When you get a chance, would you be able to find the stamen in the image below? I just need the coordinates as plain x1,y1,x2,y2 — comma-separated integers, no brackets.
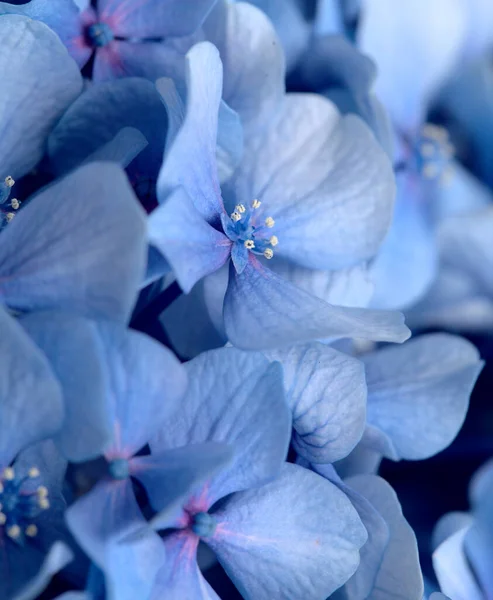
25,524,38,538
38,497,50,510
28,468,40,479
264,249,274,259
422,164,439,179
7,525,20,540
3,468,14,481
269,236,279,246
5,212,15,222
4,176,14,188
244,240,255,250
0,513,6,525
37,486,48,498
235,204,246,214
231,211,241,222
265,217,275,228
252,199,261,209
10,198,20,210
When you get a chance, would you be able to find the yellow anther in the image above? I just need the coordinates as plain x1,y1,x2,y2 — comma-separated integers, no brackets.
37,486,48,498
3,467,14,481
420,143,435,158
38,497,50,510
265,217,275,228
231,211,241,222
252,199,261,209
235,204,246,214
244,240,255,250
25,524,38,538
4,176,14,188
0,513,5,525
264,248,274,259
28,467,40,478
5,212,15,222
269,236,279,247
422,164,439,179
7,525,20,539
10,198,20,210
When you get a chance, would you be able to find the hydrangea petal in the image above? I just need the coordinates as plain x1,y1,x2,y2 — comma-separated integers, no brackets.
208,463,367,600
19,313,112,462
241,0,309,71
48,78,168,182
341,475,424,600
0,162,147,322
149,187,231,293
131,443,233,516
0,15,82,179
100,0,217,38
150,533,220,600
82,127,148,169
93,322,187,458
362,333,483,460
0,307,63,467
433,527,482,600
157,42,224,223
227,94,395,270
205,1,286,131
264,343,367,463
224,258,410,350
357,0,466,132
66,479,165,600
151,347,291,505
13,543,73,600
0,0,90,67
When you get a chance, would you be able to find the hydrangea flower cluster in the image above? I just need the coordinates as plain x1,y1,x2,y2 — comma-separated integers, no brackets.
0,1,492,599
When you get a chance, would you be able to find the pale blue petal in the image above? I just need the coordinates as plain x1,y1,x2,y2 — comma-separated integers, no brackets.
357,0,466,132
264,343,367,463
13,543,73,600
432,512,473,551
48,78,167,183
82,127,148,169
0,15,82,178
99,0,217,38
157,42,224,223
130,443,233,516
433,527,483,600
149,187,231,293
94,322,188,458
66,479,165,600
0,307,63,467
363,333,483,460
19,313,112,462
204,1,286,131
151,347,291,506
0,163,147,322
208,463,367,600
224,258,410,350
341,475,424,600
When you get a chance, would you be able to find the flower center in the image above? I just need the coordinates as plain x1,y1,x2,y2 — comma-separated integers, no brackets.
108,458,130,480
221,199,279,265
0,466,50,544
191,511,216,538
414,123,454,185
0,175,21,231
86,22,115,48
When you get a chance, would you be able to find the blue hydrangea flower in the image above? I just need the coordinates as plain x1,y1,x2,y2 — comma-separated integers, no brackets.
1,0,218,81
333,333,483,478
432,458,493,599
355,0,493,311
44,319,233,599
144,347,367,599
151,41,410,351
0,306,75,600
